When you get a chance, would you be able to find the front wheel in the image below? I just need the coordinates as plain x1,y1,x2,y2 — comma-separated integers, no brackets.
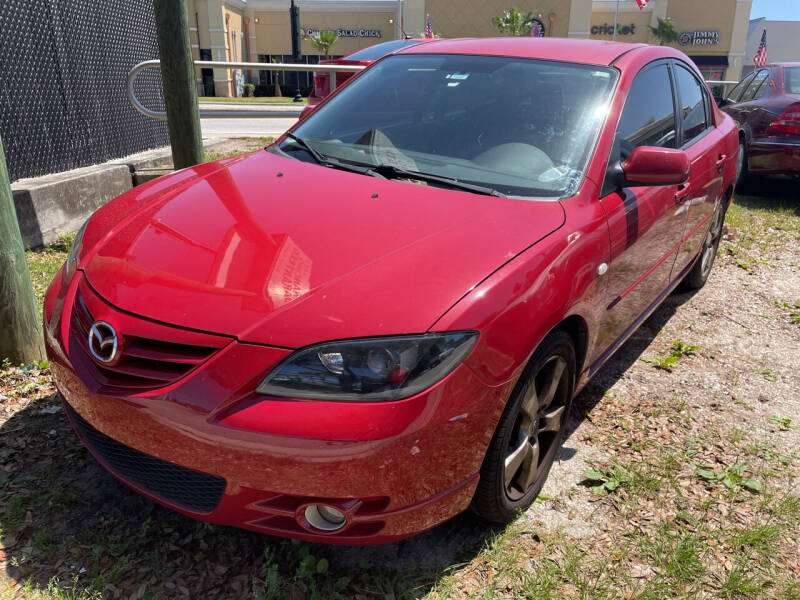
472,331,575,523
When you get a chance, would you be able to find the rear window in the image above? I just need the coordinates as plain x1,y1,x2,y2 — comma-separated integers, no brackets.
786,68,800,94
344,40,421,62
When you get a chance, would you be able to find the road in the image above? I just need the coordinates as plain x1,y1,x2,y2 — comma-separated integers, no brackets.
199,102,301,138
200,117,298,137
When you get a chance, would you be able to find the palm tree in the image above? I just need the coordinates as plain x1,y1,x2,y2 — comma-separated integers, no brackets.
650,17,678,46
309,29,338,59
492,8,538,37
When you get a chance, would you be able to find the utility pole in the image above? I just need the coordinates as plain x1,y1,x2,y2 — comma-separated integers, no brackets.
290,0,304,103
0,134,45,364
153,0,204,168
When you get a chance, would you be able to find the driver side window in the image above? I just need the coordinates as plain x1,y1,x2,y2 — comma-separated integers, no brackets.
601,63,676,197
617,64,677,154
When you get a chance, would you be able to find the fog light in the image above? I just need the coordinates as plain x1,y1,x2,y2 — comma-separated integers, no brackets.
304,504,346,531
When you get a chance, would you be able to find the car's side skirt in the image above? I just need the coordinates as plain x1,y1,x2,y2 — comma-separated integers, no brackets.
585,250,700,382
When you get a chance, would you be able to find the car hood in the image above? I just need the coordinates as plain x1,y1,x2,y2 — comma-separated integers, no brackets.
83,150,565,348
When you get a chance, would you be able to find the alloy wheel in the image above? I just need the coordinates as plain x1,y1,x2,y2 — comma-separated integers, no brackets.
504,355,569,500
700,206,725,279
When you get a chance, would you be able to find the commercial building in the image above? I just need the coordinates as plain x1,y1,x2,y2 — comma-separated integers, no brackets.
742,18,800,76
188,0,752,96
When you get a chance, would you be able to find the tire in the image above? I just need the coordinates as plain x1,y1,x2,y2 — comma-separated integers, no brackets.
735,137,749,188
683,201,726,290
472,331,575,523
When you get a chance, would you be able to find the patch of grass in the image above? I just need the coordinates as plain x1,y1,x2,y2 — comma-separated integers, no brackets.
641,341,699,372
768,415,793,431
24,234,71,314
581,465,632,496
695,461,764,493
757,368,777,382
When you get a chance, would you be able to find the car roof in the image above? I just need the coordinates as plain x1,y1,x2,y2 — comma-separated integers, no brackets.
397,37,647,67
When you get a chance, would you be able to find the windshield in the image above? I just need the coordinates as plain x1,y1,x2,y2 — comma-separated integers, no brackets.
786,67,800,94
276,54,618,197
344,40,422,62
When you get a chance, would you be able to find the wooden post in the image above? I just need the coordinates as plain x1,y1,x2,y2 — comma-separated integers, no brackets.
0,134,45,364
153,0,204,169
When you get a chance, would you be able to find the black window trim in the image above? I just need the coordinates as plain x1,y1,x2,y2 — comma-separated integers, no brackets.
671,60,714,149
599,58,677,198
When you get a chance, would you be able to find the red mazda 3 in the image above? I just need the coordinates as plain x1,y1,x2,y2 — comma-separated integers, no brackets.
45,38,738,544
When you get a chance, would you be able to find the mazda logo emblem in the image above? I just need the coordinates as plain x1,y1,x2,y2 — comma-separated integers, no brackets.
88,321,119,364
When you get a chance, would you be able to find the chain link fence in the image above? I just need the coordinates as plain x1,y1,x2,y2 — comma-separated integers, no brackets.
0,0,169,182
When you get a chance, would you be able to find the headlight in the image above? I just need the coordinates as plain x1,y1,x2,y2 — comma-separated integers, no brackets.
62,219,89,284
256,332,478,401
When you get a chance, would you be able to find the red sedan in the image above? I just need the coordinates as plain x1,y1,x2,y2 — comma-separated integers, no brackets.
719,62,800,180
306,38,435,107
45,38,737,544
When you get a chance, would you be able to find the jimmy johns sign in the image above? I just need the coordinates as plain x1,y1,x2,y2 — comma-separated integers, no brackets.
303,27,382,38
678,30,720,46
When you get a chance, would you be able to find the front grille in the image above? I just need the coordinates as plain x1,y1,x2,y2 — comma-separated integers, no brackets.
65,400,226,513
70,290,222,392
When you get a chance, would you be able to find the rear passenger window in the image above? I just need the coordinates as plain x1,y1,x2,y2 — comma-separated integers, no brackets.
617,64,676,152
740,69,769,102
674,65,709,143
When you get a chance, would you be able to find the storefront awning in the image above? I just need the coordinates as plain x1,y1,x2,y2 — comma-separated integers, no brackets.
688,55,729,67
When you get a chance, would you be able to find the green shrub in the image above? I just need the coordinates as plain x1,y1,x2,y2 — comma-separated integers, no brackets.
242,83,255,97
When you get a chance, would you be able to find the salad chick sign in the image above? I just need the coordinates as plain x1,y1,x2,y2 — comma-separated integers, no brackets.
303,27,382,38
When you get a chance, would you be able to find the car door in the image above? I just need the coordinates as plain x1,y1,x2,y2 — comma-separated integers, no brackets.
670,62,724,277
596,62,686,353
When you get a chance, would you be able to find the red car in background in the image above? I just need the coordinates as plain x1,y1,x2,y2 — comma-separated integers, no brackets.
718,63,800,181
307,39,435,107
45,38,737,545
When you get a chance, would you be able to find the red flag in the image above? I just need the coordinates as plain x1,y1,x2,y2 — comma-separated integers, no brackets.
636,0,651,8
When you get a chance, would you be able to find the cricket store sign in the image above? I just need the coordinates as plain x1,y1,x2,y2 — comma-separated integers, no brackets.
679,30,720,46
591,22,637,36
303,27,382,38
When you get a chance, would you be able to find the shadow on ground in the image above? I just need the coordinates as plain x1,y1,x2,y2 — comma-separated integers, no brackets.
19,180,800,597
735,175,800,210
0,288,698,599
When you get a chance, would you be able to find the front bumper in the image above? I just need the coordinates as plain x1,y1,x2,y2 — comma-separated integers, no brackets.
45,272,508,544
748,137,800,175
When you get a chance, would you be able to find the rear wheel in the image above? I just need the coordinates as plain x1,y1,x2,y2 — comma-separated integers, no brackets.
683,201,726,290
472,331,575,523
736,137,749,187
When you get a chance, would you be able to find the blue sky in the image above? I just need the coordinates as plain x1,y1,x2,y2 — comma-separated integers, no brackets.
750,0,800,21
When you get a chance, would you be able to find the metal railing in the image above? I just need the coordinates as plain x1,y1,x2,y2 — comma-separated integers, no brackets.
127,61,741,121
127,60,365,120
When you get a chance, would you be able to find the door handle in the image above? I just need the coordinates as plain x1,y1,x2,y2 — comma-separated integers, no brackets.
716,153,726,174
675,183,690,205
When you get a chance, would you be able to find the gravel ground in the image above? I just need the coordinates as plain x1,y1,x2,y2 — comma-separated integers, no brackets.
1,177,798,599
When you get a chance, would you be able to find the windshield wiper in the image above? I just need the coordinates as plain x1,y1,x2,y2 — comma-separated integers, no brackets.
372,164,507,197
283,133,384,178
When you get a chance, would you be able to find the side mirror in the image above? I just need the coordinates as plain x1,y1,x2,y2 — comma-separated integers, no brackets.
622,146,690,186
298,105,316,121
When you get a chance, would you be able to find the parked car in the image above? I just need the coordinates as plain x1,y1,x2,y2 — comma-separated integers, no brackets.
306,39,436,108
717,63,800,181
45,38,737,545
